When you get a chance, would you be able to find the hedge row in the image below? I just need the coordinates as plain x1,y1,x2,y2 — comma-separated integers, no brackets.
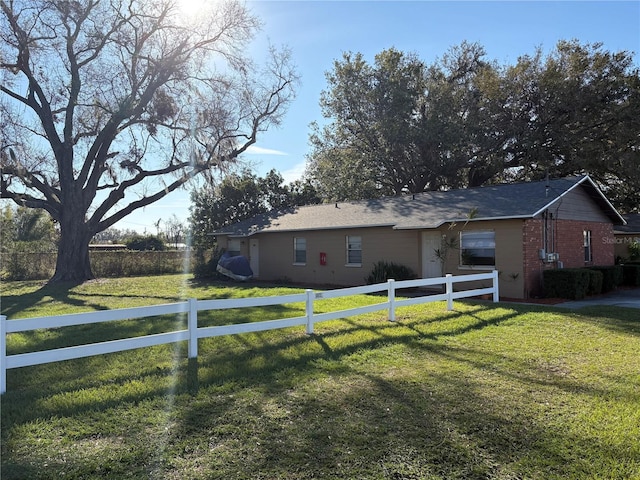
0,250,210,280
543,265,638,299
623,264,640,287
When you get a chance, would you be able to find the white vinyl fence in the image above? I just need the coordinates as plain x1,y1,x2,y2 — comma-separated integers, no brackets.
0,271,499,394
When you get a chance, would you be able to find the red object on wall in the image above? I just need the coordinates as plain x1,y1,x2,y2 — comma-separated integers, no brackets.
320,252,327,265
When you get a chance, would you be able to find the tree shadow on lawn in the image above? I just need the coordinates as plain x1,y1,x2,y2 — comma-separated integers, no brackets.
176,347,638,478
565,305,640,336
0,281,183,319
1,280,89,318
3,303,639,478
4,301,631,409
2,304,518,396
0,304,501,417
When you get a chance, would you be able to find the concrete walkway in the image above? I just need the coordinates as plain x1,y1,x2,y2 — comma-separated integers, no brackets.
555,288,640,310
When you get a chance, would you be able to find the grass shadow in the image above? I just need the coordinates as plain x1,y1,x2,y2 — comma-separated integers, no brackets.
1,281,181,319
564,305,640,336
3,300,639,479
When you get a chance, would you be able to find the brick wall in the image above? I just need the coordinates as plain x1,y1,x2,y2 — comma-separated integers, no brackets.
522,219,544,298
522,219,615,298
554,220,615,267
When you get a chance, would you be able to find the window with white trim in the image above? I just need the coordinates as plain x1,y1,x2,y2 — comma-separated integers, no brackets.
584,230,592,263
294,237,306,264
460,230,495,267
346,236,362,265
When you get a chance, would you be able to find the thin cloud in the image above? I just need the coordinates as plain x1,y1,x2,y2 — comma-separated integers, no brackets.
245,145,289,156
281,161,307,184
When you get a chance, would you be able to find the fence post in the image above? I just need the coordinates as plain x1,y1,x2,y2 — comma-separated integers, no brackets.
188,298,198,359
492,270,500,302
388,279,396,321
1,315,6,395
305,289,315,334
446,274,453,311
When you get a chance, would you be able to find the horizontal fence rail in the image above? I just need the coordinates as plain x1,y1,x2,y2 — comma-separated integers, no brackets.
0,271,499,394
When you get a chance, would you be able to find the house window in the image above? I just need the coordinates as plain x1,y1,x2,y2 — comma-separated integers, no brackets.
460,230,495,267
294,237,306,264
227,239,241,256
584,230,592,263
346,236,362,265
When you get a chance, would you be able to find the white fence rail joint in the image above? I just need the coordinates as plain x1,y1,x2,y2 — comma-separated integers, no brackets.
0,271,499,394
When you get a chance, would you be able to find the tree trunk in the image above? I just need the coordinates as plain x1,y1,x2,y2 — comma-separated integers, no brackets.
50,212,94,283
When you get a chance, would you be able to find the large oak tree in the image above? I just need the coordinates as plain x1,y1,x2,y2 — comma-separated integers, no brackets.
0,0,297,282
307,41,640,211
307,43,495,200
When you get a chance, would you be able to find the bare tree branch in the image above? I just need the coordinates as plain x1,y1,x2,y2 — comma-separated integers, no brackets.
1,0,298,281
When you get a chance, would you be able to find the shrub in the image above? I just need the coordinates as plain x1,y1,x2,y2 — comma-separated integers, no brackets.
366,261,416,284
622,264,640,286
0,251,55,280
91,251,188,277
1,250,196,280
0,240,57,280
587,265,623,292
585,269,603,296
192,247,224,279
125,235,165,251
543,268,590,300
628,241,640,261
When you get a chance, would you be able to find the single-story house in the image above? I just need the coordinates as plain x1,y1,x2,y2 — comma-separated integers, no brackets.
213,175,625,299
613,213,640,260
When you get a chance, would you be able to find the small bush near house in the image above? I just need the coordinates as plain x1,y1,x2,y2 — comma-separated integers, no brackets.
125,235,165,251
365,260,417,284
585,269,603,296
587,265,623,292
192,247,224,279
543,268,590,300
622,264,640,286
628,241,640,260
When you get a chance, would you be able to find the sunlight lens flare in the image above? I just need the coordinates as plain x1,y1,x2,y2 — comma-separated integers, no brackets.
175,0,212,18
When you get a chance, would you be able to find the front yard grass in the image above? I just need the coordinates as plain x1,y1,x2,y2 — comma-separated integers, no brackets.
1,274,639,479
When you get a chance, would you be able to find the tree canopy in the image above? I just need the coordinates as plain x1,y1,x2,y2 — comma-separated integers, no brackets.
0,204,57,252
0,0,298,282
306,41,640,211
189,169,320,248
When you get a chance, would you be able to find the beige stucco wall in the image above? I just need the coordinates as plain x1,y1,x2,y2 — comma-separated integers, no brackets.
436,219,525,299
252,227,421,286
216,220,527,298
614,233,640,260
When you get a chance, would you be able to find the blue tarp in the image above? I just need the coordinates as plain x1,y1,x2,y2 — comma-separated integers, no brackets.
216,252,253,281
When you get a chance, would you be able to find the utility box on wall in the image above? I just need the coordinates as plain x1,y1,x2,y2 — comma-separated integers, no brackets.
320,252,327,265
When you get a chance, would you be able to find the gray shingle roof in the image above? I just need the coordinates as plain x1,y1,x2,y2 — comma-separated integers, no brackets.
615,214,640,234
214,175,624,237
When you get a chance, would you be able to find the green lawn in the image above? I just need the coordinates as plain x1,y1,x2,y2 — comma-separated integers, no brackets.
1,274,639,479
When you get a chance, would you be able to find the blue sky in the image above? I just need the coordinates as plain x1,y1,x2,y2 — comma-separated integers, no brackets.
117,0,640,234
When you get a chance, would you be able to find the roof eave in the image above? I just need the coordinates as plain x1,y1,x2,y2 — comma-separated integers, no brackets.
394,214,535,230
220,223,399,236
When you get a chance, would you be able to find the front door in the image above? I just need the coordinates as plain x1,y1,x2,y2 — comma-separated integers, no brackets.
421,231,442,278
249,238,259,277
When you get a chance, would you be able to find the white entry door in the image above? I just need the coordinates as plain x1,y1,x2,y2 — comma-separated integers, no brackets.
249,238,259,277
421,232,442,278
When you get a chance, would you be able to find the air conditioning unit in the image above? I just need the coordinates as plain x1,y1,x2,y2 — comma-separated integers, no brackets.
546,252,559,263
